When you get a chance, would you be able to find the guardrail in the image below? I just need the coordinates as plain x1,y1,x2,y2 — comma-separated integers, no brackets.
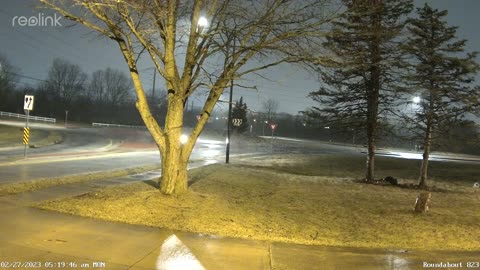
0,111,56,123
92,122,146,129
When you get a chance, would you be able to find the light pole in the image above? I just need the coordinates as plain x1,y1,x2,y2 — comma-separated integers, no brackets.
139,67,158,102
65,110,68,128
351,128,355,145
225,39,236,164
252,117,256,135
152,68,156,100
325,126,331,142
181,16,208,111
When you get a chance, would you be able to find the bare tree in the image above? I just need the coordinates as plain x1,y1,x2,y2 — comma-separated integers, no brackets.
39,0,335,195
0,54,18,111
262,98,279,122
44,58,87,111
89,67,133,107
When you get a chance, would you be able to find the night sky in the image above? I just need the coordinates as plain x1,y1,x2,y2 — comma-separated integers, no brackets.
1,0,479,115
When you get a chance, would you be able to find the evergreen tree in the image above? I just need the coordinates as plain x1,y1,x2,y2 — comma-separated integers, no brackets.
231,96,249,133
305,0,413,182
401,4,479,188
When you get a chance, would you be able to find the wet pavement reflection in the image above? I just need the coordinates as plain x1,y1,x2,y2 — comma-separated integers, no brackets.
153,233,480,270
156,235,205,270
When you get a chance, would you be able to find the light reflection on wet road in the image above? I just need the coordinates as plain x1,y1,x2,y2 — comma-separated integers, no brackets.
1,131,479,183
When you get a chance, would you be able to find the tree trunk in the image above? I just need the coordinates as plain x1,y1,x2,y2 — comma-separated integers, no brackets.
365,68,379,183
365,6,381,183
159,97,190,195
414,192,431,213
365,131,376,182
365,62,379,183
160,144,188,195
418,123,433,188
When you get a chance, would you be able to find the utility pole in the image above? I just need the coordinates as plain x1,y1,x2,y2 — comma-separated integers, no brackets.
226,39,236,164
65,110,69,128
152,68,156,100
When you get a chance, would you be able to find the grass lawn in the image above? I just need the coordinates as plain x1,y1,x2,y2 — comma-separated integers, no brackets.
0,125,23,143
0,165,160,195
36,154,480,251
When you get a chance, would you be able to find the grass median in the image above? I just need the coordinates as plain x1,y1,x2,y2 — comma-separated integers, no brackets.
0,125,22,143
0,124,63,148
30,130,63,148
35,154,480,251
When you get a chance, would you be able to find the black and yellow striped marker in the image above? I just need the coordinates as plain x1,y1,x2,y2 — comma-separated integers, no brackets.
23,127,30,145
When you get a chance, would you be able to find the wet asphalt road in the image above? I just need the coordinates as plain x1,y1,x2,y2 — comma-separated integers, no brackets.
0,123,365,183
0,123,478,183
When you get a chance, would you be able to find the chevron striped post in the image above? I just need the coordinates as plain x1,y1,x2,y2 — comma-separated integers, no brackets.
23,109,30,158
23,127,30,145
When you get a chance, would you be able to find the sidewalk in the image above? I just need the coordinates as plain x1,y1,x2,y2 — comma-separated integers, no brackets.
1,171,478,270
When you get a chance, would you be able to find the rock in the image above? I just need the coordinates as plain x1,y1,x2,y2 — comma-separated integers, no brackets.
473,182,479,188
383,176,398,186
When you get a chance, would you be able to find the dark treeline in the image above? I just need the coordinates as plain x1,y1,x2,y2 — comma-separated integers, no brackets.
0,57,151,125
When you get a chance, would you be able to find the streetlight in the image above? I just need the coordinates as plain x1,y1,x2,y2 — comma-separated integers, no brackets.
410,96,421,116
198,16,208,28
180,134,188,144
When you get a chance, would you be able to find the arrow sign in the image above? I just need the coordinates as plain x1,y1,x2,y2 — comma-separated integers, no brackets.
232,118,242,127
24,95,34,111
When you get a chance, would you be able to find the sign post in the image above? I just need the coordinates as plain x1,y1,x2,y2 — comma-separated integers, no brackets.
23,95,34,158
270,123,277,138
